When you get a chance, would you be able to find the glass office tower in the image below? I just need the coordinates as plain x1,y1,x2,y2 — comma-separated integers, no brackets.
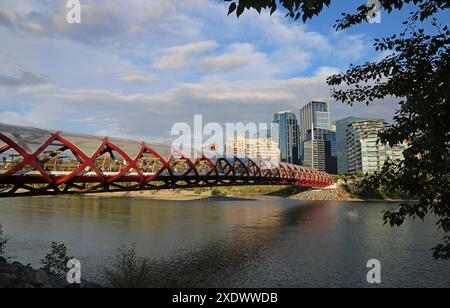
273,111,301,164
300,101,337,173
335,117,367,174
346,120,406,175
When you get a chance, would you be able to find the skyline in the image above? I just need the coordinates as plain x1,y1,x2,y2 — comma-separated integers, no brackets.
1,0,447,144
0,0,449,290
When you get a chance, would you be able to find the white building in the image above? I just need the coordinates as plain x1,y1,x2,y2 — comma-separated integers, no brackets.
225,135,281,161
347,120,406,174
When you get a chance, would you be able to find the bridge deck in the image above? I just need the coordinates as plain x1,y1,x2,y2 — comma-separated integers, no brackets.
0,123,334,197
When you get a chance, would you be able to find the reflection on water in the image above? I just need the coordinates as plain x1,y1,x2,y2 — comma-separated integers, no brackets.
0,196,449,287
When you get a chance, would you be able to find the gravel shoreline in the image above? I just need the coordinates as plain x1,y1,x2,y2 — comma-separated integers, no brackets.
45,186,409,202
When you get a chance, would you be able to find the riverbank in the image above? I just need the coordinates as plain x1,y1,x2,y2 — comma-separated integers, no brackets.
287,188,412,202
0,257,100,288
87,189,211,200
80,183,410,202
82,185,302,200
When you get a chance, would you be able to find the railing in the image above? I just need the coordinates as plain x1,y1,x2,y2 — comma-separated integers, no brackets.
0,123,334,197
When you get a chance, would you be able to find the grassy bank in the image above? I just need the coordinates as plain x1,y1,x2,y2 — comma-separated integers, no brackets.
82,178,409,202
333,174,411,200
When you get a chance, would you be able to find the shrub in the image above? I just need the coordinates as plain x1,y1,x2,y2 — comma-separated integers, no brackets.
104,244,152,288
41,242,73,277
342,174,410,200
211,188,225,197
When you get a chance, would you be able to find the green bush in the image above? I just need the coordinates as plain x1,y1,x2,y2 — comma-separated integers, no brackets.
104,244,152,288
211,188,225,197
41,242,73,277
342,174,410,200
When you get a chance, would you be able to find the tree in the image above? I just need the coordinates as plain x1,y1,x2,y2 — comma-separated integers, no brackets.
41,242,73,277
224,0,450,259
104,244,153,288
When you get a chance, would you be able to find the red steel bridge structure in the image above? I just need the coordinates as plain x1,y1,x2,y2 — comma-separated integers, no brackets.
0,124,334,197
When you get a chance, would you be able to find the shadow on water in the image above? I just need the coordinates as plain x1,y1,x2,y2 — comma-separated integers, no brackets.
116,201,327,288
1,196,325,287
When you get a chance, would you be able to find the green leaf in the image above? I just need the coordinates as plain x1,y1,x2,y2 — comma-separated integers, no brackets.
228,2,237,15
237,4,245,17
270,3,277,15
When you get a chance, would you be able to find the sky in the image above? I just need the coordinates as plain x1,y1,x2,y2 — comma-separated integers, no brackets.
0,0,446,143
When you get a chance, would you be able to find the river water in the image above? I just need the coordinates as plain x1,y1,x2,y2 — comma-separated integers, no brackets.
0,196,449,288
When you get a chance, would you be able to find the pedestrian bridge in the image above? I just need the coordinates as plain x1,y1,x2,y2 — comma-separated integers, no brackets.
0,124,334,197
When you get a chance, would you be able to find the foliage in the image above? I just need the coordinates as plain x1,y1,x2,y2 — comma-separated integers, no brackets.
332,174,365,182
104,244,153,288
342,174,410,200
211,188,226,197
41,242,73,277
224,1,450,258
329,23,450,258
187,185,296,196
0,225,7,257
224,0,450,28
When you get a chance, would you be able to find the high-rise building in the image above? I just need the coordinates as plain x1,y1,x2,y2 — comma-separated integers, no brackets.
326,124,337,173
225,135,247,158
335,117,368,174
299,101,337,173
346,120,406,174
225,135,281,161
248,138,281,161
273,111,300,164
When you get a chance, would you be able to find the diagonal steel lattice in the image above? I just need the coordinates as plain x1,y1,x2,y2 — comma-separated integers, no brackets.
0,123,334,197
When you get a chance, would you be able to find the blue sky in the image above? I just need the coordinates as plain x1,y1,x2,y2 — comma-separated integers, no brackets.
0,0,447,142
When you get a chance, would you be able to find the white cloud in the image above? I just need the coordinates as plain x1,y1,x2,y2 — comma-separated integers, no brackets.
154,40,218,70
261,13,330,49
330,32,367,61
314,66,342,77
164,40,218,55
197,54,250,73
0,0,204,46
0,75,400,141
196,43,277,81
120,72,159,85
0,0,393,143
0,71,48,87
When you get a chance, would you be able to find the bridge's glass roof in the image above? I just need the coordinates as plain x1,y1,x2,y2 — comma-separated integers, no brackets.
59,132,104,157
0,124,52,154
0,123,172,160
0,123,334,197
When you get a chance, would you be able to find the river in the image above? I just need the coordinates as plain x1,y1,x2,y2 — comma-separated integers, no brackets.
0,196,449,288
